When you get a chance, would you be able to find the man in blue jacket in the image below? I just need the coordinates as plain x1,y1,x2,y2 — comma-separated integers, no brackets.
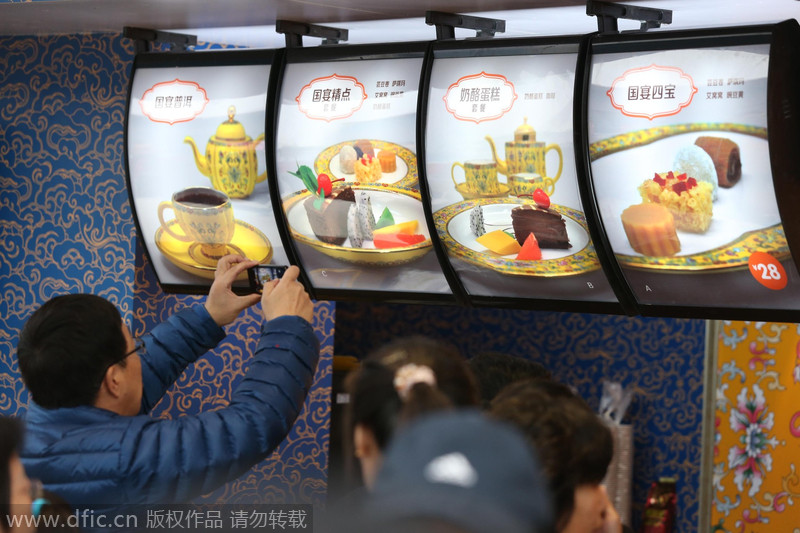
16,255,319,518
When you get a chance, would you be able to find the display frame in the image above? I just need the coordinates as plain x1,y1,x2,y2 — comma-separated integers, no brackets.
268,41,462,305
419,34,629,314
124,48,280,295
575,19,800,322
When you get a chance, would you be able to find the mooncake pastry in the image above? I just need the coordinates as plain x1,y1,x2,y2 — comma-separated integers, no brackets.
377,149,397,173
621,203,680,256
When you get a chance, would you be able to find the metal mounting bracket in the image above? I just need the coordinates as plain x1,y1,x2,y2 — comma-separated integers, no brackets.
586,1,672,34
425,11,506,40
123,27,197,54
275,20,349,48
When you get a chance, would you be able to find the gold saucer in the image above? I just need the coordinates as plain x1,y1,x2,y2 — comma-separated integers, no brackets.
454,182,510,200
155,219,273,280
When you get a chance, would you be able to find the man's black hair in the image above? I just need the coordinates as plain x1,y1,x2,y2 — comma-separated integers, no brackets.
17,294,127,408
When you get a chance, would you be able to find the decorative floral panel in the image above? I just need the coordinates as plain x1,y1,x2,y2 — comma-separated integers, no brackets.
712,321,800,531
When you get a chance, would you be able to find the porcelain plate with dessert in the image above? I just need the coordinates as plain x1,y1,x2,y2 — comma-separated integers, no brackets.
590,125,787,270
315,140,418,189
283,185,432,266
434,198,599,277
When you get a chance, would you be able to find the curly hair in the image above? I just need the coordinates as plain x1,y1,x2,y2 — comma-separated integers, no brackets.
490,378,613,531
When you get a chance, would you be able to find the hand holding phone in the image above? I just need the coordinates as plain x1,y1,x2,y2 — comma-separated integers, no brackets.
248,265,289,293
260,265,313,323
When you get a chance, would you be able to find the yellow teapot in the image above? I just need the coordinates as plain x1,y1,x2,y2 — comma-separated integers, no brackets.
184,105,266,199
485,117,563,187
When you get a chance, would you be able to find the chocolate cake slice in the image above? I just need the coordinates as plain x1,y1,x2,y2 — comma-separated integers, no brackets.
304,186,356,245
511,205,571,249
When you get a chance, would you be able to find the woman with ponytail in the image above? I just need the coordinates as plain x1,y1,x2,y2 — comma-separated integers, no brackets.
344,336,480,491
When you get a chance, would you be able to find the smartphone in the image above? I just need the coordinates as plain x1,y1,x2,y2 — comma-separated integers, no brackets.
247,265,289,293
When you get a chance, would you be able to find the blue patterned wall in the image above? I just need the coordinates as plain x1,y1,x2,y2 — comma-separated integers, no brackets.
0,33,332,507
334,302,707,532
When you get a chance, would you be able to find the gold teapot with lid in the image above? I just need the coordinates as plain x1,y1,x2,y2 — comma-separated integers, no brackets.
485,117,563,188
184,105,266,199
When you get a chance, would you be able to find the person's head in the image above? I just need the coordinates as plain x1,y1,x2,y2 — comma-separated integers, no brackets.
1,417,34,533
361,409,552,533
468,351,552,408
345,336,479,489
490,379,614,533
34,490,79,533
17,294,143,415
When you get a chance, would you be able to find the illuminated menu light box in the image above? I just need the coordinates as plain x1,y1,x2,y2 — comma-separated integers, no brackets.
421,36,626,314
579,20,800,321
125,49,285,294
272,42,458,304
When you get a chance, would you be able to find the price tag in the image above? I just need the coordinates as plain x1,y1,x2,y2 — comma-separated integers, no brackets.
748,252,787,290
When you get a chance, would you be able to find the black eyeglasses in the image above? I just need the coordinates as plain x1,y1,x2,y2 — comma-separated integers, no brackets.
96,337,146,387
124,337,146,358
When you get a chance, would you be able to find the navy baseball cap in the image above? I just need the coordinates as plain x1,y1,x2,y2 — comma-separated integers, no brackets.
362,409,553,533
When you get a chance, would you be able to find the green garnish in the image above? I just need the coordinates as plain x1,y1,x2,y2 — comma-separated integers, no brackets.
314,189,325,210
375,207,395,229
289,164,326,210
288,164,318,196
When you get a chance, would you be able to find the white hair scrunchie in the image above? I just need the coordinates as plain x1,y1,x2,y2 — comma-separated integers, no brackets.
394,363,437,401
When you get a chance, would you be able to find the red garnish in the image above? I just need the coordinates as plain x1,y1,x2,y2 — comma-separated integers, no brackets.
316,174,345,196
532,188,550,209
687,177,697,188
374,233,426,249
398,233,426,245
653,174,666,187
666,171,675,180
671,181,688,195
517,189,551,209
516,233,542,260
676,173,687,181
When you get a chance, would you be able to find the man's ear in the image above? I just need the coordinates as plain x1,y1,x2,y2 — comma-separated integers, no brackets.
100,364,124,399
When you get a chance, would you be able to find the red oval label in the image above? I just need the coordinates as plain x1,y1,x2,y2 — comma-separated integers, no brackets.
748,252,788,290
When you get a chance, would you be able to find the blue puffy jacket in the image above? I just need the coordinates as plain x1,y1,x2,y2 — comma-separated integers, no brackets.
21,304,319,512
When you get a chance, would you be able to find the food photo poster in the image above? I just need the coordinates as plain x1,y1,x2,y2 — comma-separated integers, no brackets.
275,55,452,295
424,49,619,304
127,61,285,289
587,42,800,310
